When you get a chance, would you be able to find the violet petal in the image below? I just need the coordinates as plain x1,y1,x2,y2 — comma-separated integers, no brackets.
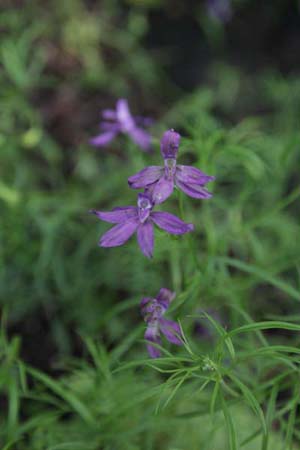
116,98,135,131
142,301,158,318
137,222,154,258
151,211,194,235
128,127,152,152
137,193,153,223
151,176,174,204
91,207,138,223
176,180,213,199
160,129,181,159
89,130,118,147
102,109,117,120
156,288,176,310
100,122,120,131
145,323,161,358
207,0,232,23
176,165,215,185
140,297,153,314
160,318,182,345
128,166,163,189
99,219,138,247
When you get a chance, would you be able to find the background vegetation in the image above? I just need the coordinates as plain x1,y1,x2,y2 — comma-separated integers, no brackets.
0,0,300,448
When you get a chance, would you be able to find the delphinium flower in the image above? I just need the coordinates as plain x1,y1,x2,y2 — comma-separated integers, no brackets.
90,98,152,152
128,129,215,204
141,288,182,358
90,192,194,258
206,0,232,23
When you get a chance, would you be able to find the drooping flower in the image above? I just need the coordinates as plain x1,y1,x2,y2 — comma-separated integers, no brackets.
90,193,194,258
141,288,182,358
90,98,152,152
128,129,215,204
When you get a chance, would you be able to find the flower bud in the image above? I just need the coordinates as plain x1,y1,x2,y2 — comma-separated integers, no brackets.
160,129,180,159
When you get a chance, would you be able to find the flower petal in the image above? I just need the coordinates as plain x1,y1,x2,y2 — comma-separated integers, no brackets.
176,165,215,185
160,129,180,159
145,323,161,358
91,207,138,223
99,219,138,247
151,211,194,235
207,0,232,23
100,122,120,131
116,98,135,130
140,297,153,316
160,318,182,345
128,166,163,189
156,288,176,310
137,222,154,258
89,130,118,147
102,109,117,120
176,180,213,199
151,177,174,204
128,127,152,152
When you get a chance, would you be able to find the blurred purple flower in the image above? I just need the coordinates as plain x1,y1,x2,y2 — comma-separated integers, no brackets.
141,288,182,358
90,193,194,258
206,0,232,23
128,129,215,204
90,99,152,152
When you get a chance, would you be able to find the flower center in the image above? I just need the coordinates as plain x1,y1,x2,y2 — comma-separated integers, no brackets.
137,194,153,223
164,158,177,179
143,299,164,322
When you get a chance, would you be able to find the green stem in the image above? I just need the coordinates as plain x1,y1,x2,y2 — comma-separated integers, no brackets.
177,189,201,273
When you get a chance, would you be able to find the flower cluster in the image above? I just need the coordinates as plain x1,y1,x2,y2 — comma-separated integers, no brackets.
90,99,215,357
91,128,214,258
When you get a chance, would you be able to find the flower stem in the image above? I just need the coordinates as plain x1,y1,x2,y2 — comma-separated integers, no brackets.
177,189,201,273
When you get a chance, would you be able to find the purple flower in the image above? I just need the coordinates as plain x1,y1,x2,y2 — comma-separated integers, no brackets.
141,288,182,358
206,0,232,23
90,99,152,152
90,193,194,258
128,129,215,204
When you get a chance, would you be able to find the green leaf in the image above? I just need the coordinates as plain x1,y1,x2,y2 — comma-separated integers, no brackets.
219,257,300,303
202,312,235,360
229,373,267,435
284,381,300,449
26,366,96,426
220,391,238,450
261,383,278,450
210,380,220,418
227,321,300,339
